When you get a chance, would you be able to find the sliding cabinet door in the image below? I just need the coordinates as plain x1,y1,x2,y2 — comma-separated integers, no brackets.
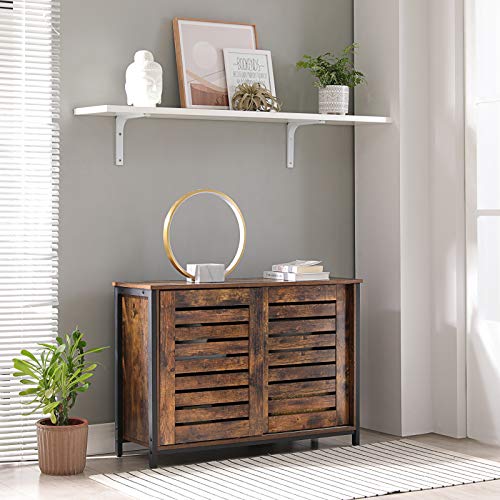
266,286,340,433
159,288,266,445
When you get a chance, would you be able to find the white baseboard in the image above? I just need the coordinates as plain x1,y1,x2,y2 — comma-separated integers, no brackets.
87,422,144,456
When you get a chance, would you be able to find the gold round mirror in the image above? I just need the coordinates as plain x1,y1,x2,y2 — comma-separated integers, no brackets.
163,189,246,281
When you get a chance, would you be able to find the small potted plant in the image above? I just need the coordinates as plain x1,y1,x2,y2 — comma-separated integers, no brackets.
13,329,107,475
231,83,282,112
296,43,366,115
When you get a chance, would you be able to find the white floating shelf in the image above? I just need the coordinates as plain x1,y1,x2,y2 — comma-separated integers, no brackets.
74,105,392,167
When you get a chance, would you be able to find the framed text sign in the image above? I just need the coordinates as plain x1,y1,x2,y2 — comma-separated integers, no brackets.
223,48,276,110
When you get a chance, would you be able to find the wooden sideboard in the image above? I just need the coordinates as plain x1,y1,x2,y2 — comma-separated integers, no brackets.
113,278,361,467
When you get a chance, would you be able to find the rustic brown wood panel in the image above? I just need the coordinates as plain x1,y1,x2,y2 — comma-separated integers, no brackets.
268,379,335,399
268,333,336,351
175,340,248,358
175,356,248,374
175,404,249,424
269,349,336,366
335,285,349,426
248,287,267,436
175,289,250,308
121,295,149,445
269,318,336,335
175,324,248,341
175,308,249,324
176,388,248,406
268,364,336,382
175,372,248,391
269,303,336,319
269,395,336,415
159,292,176,445
268,410,337,433
175,420,250,443
268,285,337,303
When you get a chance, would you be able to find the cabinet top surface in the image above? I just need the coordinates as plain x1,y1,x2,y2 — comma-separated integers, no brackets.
113,277,363,290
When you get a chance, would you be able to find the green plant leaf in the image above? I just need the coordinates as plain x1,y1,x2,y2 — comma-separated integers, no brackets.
24,397,41,407
85,346,108,355
14,356,38,371
68,372,94,388
20,379,36,385
23,404,44,416
20,349,40,366
38,343,58,351
19,387,38,396
73,350,106,364
43,401,60,413
13,359,37,379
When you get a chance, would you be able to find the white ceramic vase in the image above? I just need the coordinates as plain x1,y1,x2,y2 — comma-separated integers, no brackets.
318,85,349,114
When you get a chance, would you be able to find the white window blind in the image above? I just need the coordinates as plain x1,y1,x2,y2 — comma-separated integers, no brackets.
0,0,59,461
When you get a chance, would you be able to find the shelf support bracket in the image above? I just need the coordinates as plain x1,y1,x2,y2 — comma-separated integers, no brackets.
287,120,326,169
115,114,145,166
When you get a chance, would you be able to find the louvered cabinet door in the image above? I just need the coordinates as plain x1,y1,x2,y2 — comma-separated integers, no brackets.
158,288,266,445
266,285,344,433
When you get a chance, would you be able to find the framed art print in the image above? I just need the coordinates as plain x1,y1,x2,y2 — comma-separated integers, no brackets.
173,18,258,109
223,49,276,110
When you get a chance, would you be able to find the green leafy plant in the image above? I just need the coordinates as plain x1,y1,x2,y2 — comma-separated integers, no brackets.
296,43,366,88
13,329,108,426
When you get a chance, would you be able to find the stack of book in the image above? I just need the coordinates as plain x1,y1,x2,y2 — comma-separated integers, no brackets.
263,260,330,281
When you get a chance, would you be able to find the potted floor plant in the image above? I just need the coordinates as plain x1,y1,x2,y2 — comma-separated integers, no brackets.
296,43,366,115
13,329,107,475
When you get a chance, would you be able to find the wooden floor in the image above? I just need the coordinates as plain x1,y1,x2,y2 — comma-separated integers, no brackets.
1,430,500,499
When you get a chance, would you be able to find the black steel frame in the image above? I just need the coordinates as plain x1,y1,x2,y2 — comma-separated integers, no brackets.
114,287,122,458
352,283,361,446
114,284,362,468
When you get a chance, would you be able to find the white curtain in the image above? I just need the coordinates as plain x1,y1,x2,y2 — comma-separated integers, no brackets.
0,0,60,461
466,0,500,445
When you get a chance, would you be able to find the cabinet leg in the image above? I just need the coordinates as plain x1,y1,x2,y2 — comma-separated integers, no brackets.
149,449,158,469
311,438,319,450
115,438,123,458
114,288,123,459
352,429,360,446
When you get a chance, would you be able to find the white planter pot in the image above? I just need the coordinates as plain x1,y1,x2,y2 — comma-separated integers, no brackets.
318,85,349,114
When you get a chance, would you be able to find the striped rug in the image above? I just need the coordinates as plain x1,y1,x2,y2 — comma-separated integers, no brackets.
90,440,500,499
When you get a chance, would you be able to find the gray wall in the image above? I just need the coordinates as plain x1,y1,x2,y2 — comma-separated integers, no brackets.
60,0,354,424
